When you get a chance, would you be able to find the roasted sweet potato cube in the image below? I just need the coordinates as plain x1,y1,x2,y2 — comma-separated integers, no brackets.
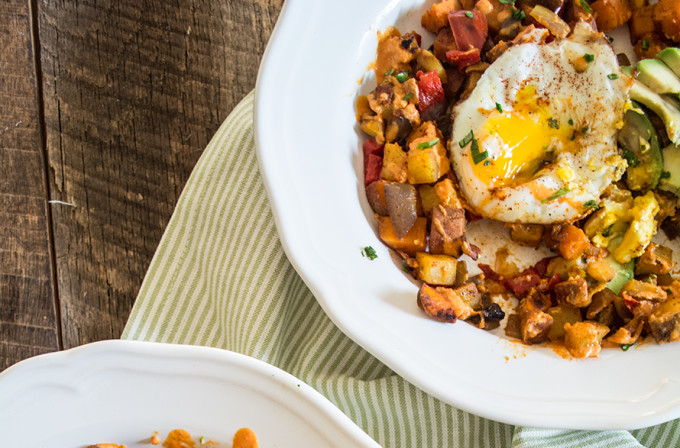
557,224,591,261
416,252,458,285
366,181,388,216
629,4,656,40
654,0,680,42
422,0,462,33
417,282,479,322
591,0,632,33
649,297,680,343
377,216,427,256
555,276,590,308
430,205,466,257
564,321,609,358
635,243,674,275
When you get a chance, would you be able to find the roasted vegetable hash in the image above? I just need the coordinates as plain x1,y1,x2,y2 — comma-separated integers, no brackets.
357,0,680,358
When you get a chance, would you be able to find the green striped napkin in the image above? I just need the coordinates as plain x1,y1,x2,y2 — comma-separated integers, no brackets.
122,92,680,448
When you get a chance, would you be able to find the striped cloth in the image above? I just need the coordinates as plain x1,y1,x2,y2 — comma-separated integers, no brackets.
122,92,680,448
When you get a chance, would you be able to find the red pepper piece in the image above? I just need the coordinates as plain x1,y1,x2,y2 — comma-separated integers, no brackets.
363,139,384,186
445,48,481,71
448,10,488,51
416,70,446,114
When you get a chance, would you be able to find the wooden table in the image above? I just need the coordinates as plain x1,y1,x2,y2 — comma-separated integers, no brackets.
1,0,284,371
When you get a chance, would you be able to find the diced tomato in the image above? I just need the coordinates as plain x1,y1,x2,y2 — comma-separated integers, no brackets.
533,257,553,278
448,10,488,51
365,154,383,186
416,70,446,115
545,272,562,291
445,48,481,71
504,268,541,297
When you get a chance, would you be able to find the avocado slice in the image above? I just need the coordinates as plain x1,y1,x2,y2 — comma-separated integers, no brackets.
657,48,680,79
637,59,680,97
660,143,680,197
629,79,680,145
618,108,663,191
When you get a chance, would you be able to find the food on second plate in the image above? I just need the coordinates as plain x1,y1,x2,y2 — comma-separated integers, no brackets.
88,427,258,448
357,0,680,358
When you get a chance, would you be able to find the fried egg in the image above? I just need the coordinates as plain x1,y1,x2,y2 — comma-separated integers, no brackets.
450,23,629,224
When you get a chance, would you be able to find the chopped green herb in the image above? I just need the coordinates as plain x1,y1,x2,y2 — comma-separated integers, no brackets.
568,118,574,125
471,138,489,164
402,92,414,101
581,126,589,134
580,0,592,15
542,145,549,150
661,170,671,179
459,130,474,148
465,11,474,18
602,224,614,238
199,436,205,444
608,73,619,80
541,188,570,203
584,53,595,63
621,344,633,351
402,259,409,273
495,102,503,113
499,0,515,4
484,159,491,166
667,288,673,294
622,148,640,167
570,132,576,141
548,117,560,129
641,38,650,51
395,71,409,83
512,8,526,21
384,68,395,76
362,246,378,260
417,138,440,149
584,200,599,210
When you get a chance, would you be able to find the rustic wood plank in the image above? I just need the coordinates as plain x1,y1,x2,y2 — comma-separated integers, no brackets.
0,0,59,370
38,0,284,347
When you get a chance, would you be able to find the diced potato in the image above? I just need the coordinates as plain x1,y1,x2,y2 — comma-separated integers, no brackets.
654,0,680,42
563,321,610,358
547,305,583,341
508,223,544,248
555,277,590,308
407,144,449,184
587,259,616,283
375,27,414,84
418,185,441,217
591,0,632,33
366,180,388,215
417,282,479,322
649,297,680,343
355,95,372,121
521,310,553,344
434,178,464,208
613,191,659,264
416,252,458,285
377,216,427,256
636,243,674,275
546,257,583,280
430,205,466,257
382,142,408,182
421,0,461,33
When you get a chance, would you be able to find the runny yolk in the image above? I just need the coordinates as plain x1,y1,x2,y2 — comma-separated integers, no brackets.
470,85,574,188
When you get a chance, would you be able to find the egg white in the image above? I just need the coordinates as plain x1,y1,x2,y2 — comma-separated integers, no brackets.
450,23,629,224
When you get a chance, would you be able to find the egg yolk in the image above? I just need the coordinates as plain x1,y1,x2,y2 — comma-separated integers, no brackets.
470,85,574,187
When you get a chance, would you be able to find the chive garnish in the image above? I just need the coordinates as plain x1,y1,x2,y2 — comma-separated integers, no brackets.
608,73,619,80
459,130,474,148
568,118,574,125
580,0,592,14
581,126,588,134
465,11,474,18
484,159,491,166
584,200,599,210
541,188,569,203
402,92,414,101
661,170,671,179
622,148,640,167
385,68,395,76
602,224,614,237
495,102,503,113
499,0,515,4
471,138,488,164
417,138,440,149
395,71,409,83
621,344,633,351
548,118,559,129
512,8,526,20
641,38,650,51
362,246,378,260
584,54,595,63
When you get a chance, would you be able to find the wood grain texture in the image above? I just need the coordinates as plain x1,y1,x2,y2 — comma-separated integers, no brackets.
0,0,59,370
38,0,284,348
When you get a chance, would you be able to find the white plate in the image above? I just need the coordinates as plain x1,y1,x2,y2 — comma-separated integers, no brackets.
254,0,680,430
0,340,381,447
